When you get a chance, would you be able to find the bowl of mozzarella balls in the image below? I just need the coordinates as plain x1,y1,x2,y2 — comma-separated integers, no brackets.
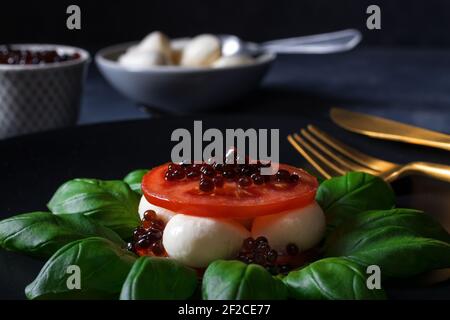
96,31,275,113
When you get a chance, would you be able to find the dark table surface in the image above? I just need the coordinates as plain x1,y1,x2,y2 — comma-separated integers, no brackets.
79,46,450,134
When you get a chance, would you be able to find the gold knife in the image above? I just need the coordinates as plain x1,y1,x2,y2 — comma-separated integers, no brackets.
330,108,450,151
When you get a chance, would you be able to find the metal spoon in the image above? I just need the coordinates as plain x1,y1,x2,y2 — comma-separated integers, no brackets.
219,29,362,56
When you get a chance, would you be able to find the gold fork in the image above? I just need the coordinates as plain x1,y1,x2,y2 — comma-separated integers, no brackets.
287,125,450,183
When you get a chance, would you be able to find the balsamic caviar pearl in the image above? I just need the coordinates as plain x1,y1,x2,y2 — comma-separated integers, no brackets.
126,242,134,252
213,163,224,171
213,175,225,187
180,162,191,168
200,164,215,177
199,177,215,192
222,169,236,180
186,170,200,179
133,227,145,239
267,249,278,263
164,169,185,181
150,219,164,230
254,253,266,265
275,169,290,182
239,165,255,176
137,238,151,249
286,243,299,256
165,168,185,181
251,173,265,185
289,174,300,184
144,210,156,221
279,265,292,274
172,169,185,179
256,242,269,253
243,237,256,251
167,163,182,172
255,236,268,245
151,241,165,256
145,230,162,241
238,176,252,187
164,171,176,181
0,49,80,65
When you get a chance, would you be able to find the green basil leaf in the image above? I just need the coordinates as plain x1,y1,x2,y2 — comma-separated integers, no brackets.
123,169,148,195
202,260,287,300
0,212,125,258
325,209,450,278
120,257,197,300
326,208,450,248
316,172,395,232
48,179,140,239
283,257,386,300
25,237,136,299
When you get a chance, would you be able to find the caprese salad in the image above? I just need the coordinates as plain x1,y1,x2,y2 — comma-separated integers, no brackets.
129,158,325,273
1,153,449,300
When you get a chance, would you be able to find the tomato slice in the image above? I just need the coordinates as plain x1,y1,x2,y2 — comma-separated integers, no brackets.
142,163,318,219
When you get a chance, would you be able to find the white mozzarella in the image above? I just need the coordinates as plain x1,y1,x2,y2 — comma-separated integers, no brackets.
251,202,325,252
136,31,172,63
138,196,176,223
180,34,221,67
213,55,254,68
163,214,250,268
118,50,167,68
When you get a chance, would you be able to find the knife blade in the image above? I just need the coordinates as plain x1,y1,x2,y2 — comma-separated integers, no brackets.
330,108,450,151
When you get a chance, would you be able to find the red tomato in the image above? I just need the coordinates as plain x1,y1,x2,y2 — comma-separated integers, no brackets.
142,163,318,219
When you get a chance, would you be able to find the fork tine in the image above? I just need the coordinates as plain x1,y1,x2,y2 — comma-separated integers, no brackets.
293,133,347,176
307,125,396,172
300,129,379,175
287,134,332,179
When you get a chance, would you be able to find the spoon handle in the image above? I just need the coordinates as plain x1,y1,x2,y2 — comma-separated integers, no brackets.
261,29,362,54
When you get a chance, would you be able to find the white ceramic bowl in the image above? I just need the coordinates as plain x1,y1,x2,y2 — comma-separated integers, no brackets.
95,41,275,113
0,44,90,139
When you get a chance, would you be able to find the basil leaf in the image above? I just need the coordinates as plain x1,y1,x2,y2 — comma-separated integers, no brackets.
123,169,148,195
0,212,124,258
202,260,287,300
325,209,450,278
326,208,450,247
120,257,197,300
316,172,395,232
48,179,140,239
25,237,136,299
283,257,386,300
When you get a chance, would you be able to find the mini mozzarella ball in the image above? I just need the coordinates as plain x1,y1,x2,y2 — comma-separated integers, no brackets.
138,196,175,223
213,55,254,68
118,50,167,68
136,31,172,63
163,214,250,268
181,34,221,67
251,202,325,252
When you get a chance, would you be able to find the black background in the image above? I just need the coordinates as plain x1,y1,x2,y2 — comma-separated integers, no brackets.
1,0,449,50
